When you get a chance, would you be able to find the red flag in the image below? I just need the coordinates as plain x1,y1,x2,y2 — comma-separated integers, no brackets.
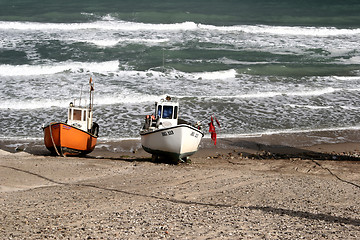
209,116,217,145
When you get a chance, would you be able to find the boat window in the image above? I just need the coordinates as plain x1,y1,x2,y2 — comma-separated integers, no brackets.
157,105,162,118
83,110,86,121
73,109,82,121
162,106,173,119
174,106,178,119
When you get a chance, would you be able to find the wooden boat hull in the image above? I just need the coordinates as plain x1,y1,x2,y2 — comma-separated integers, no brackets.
140,124,203,160
43,122,97,156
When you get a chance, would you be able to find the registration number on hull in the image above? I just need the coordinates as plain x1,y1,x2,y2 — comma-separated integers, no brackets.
161,130,174,136
190,132,200,138
161,130,200,138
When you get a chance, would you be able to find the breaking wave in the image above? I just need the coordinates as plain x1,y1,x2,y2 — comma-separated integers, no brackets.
1,20,359,37
0,61,119,76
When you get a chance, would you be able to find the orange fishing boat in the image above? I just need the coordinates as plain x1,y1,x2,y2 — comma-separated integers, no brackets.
43,78,99,156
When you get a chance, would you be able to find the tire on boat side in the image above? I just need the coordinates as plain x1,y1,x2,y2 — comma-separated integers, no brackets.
91,122,99,137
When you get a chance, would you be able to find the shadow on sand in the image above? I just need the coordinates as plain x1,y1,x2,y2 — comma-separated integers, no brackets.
221,139,360,161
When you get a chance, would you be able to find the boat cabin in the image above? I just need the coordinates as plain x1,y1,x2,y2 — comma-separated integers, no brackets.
67,102,93,132
155,96,179,128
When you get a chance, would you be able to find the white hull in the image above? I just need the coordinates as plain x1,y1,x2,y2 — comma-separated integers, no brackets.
140,124,203,159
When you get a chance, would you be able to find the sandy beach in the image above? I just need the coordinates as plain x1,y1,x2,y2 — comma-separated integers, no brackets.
1,131,360,239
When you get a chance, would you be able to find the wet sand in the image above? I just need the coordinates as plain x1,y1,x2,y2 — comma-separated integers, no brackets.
1,131,360,239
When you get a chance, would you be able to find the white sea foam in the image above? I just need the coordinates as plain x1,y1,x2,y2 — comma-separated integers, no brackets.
106,68,237,82
87,38,169,47
286,104,333,110
199,23,360,36
340,106,360,110
192,69,237,80
0,99,68,110
206,87,338,100
235,92,282,99
1,20,359,37
87,39,120,47
0,20,198,32
0,92,164,110
96,93,161,106
218,125,360,139
333,76,360,81
218,57,269,65
338,56,360,64
286,87,338,96
0,61,119,76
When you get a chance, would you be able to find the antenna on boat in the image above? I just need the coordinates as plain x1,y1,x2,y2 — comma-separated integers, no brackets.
79,85,83,107
89,77,94,111
162,49,165,71
162,49,166,96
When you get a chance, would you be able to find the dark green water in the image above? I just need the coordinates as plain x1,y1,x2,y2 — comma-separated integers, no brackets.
1,0,360,27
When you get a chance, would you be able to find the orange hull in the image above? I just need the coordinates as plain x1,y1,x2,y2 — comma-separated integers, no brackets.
43,122,97,156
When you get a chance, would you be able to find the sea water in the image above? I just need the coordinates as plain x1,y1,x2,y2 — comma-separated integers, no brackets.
0,1,360,141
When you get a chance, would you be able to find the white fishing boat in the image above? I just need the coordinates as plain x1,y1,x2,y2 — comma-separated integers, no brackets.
140,96,204,162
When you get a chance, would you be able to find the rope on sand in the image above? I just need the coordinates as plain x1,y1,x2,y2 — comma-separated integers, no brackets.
49,123,62,157
312,160,360,189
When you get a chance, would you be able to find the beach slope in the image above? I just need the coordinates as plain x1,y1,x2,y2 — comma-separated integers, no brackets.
1,136,360,239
